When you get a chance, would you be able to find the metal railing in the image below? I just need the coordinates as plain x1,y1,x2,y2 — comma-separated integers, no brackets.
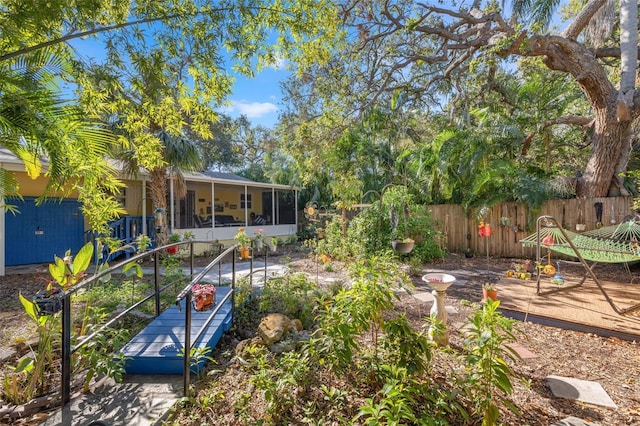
59,239,270,407
174,241,272,396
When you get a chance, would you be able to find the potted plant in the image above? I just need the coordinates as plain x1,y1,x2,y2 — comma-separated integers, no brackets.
482,282,498,302
392,237,415,254
390,205,414,254
167,233,181,254
254,228,265,251
268,236,278,253
234,227,251,259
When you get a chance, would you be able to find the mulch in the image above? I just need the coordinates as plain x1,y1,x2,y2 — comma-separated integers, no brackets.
2,251,640,425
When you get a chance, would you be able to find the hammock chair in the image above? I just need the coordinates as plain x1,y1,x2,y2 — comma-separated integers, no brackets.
520,215,640,315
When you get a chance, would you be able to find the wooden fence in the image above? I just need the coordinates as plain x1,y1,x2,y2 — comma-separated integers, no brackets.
426,196,635,259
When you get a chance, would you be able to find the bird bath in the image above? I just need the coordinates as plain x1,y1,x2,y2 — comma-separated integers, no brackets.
422,273,456,346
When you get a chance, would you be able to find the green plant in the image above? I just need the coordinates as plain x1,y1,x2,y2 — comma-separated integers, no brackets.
234,227,251,247
48,242,94,289
270,236,279,248
74,306,129,392
407,256,423,276
179,346,215,381
259,272,320,328
381,315,433,375
462,299,521,425
183,231,195,241
168,233,182,244
3,299,61,404
135,233,152,252
482,282,496,291
2,243,141,405
314,256,411,374
354,365,419,425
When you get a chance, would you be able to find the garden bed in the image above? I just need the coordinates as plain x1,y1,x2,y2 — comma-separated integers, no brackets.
1,251,639,425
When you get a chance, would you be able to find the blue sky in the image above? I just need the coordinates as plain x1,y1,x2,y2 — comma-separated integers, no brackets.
221,66,286,129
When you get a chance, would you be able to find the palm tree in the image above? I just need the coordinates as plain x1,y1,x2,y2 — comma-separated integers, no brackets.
146,130,203,246
0,48,122,233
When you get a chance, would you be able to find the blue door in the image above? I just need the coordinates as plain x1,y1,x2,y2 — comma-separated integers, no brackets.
5,197,85,266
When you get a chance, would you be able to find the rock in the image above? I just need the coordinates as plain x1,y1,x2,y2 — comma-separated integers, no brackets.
257,313,292,345
269,330,314,354
270,340,297,354
235,337,265,359
290,318,303,332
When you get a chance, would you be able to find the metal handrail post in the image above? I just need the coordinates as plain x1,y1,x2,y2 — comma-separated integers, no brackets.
183,292,193,397
61,293,72,405
249,241,253,272
154,250,160,316
232,250,237,323
190,241,194,277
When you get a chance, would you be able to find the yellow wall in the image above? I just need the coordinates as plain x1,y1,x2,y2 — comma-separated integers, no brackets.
14,172,79,198
13,171,270,222
209,186,265,219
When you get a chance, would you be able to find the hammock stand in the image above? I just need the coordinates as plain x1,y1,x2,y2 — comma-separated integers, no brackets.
520,215,640,315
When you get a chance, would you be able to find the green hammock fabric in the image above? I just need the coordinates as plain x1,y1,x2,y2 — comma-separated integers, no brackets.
520,220,640,263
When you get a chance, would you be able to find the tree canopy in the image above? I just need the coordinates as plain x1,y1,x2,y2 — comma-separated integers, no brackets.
281,0,639,208
1,0,342,232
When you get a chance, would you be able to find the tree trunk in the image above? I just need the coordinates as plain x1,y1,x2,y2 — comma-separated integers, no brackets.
150,167,168,246
528,35,638,197
581,106,631,197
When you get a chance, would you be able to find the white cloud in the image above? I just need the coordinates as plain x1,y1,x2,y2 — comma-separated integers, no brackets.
268,55,287,71
231,100,278,118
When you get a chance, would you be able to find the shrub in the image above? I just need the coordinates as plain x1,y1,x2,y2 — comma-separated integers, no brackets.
258,272,322,328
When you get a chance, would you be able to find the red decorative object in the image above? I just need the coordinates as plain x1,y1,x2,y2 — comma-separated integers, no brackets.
192,283,216,312
167,246,179,254
542,235,555,246
478,222,493,237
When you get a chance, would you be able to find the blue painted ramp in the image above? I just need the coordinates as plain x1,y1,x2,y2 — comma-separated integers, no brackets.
120,286,233,375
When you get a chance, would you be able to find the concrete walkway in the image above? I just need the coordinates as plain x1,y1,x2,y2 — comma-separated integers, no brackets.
40,375,182,426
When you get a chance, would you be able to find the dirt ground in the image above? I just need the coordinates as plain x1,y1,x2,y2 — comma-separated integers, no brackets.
1,251,640,425
285,252,640,425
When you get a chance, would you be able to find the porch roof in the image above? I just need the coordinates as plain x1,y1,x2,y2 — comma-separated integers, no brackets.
1,147,299,191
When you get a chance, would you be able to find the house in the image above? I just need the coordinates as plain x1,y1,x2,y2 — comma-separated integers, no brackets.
0,148,299,275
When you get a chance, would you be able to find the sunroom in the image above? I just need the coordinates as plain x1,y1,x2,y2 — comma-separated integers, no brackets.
116,170,299,248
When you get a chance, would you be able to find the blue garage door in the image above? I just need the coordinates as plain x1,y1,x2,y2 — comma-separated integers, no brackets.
5,197,85,266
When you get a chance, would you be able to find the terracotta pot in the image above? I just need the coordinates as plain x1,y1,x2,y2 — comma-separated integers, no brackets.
392,240,415,254
482,288,498,302
239,246,250,259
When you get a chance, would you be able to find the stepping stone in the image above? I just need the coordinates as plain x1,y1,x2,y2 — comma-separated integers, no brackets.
505,342,538,359
412,291,434,302
0,347,16,363
445,305,458,314
546,375,617,408
550,416,599,426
